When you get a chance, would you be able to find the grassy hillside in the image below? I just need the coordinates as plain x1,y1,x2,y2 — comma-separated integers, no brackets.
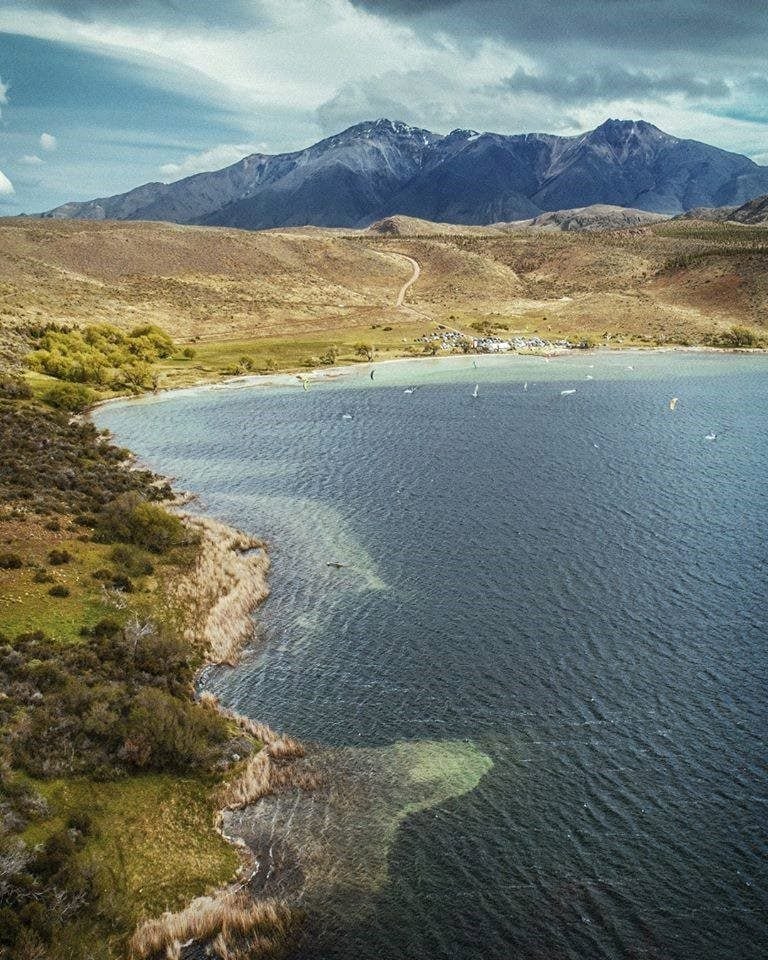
1,218,767,357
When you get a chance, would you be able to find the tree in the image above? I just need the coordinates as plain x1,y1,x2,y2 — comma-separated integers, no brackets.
320,346,340,365
355,342,375,362
120,362,153,392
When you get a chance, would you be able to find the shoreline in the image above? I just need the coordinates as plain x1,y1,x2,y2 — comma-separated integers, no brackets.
89,343,767,416
126,513,314,958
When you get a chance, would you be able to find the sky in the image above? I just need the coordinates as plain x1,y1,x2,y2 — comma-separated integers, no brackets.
1,0,768,213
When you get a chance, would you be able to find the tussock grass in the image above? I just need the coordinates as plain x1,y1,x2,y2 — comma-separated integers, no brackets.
129,891,297,960
171,515,270,665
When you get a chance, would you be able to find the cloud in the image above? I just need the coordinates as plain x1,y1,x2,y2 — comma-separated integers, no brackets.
159,142,260,178
19,154,44,165
501,68,732,107
0,170,15,195
19,0,267,29
353,0,768,56
40,132,58,150
0,76,7,115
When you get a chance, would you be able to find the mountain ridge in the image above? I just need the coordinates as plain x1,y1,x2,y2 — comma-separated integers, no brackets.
39,118,768,229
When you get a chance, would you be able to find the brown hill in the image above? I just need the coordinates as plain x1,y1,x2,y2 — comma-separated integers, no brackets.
729,193,768,224
2,216,767,348
516,204,669,232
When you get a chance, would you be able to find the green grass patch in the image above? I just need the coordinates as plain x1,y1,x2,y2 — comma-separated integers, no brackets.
159,321,435,386
28,774,238,917
0,536,124,643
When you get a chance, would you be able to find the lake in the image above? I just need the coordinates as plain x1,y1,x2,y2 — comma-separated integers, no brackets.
95,351,768,960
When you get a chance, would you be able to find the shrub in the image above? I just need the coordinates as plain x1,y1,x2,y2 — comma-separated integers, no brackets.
43,381,95,412
0,376,32,400
32,569,54,583
354,342,375,361
711,324,760,348
127,324,174,359
122,687,229,771
109,543,154,576
67,810,96,837
0,552,23,570
319,346,340,365
96,494,187,553
110,573,134,593
48,549,72,566
182,347,196,360
48,585,70,597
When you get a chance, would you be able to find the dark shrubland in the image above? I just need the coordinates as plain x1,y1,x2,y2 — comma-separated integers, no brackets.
0,401,171,517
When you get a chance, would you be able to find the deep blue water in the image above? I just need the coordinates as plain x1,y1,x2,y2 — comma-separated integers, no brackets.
95,352,768,960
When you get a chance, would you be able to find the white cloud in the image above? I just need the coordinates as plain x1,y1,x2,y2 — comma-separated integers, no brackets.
0,170,15,195
159,142,260,178
40,132,57,151
20,154,44,165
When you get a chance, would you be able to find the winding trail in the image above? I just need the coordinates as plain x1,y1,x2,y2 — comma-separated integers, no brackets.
372,248,430,320
393,253,421,307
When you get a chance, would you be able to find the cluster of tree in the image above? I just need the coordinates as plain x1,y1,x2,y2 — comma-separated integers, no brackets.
0,622,242,779
27,323,174,394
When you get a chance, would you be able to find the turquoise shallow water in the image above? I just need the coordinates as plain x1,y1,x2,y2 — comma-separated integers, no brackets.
96,352,768,960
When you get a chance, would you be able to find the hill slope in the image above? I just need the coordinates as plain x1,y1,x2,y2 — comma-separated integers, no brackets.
40,119,768,228
4,217,768,351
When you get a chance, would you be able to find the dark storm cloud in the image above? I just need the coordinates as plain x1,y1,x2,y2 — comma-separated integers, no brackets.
353,0,768,54
503,67,731,105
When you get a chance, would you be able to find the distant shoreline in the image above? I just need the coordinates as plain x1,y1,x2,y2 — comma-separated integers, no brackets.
89,343,767,415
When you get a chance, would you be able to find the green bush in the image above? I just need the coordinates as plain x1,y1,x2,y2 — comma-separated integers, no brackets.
48,584,70,597
28,322,174,388
96,493,187,553
0,375,32,400
710,324,761,348
43,381,95,412
122,687,229,771
109,573,134,593
109,543,154,576
319,346,340,365
0,552,22,569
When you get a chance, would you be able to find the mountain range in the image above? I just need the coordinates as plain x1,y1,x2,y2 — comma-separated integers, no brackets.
40,118,768,229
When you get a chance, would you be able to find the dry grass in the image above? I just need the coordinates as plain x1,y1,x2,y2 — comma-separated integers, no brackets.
170,514,270,665
3,216,767,354
129,891,298,960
